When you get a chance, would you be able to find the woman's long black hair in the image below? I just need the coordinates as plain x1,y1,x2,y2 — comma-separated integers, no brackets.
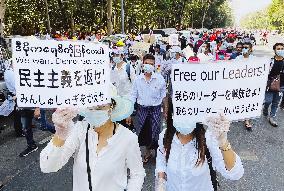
163,97,206,166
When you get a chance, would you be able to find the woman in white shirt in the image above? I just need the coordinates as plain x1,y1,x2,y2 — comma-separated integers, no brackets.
40,96,145,191
155,102,244,191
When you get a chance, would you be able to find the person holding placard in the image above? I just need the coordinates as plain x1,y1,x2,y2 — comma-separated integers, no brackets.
40,91,145,191
263,43,284,127
155,102,244,191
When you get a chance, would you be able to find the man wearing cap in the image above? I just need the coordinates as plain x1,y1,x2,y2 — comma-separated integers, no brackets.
128,54,167,163
111,48,136,130
111,48,136,98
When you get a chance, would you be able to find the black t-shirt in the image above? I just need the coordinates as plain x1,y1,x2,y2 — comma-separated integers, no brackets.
269,58,284,86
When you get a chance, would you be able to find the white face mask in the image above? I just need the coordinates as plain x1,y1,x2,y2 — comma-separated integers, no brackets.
174,120,196,135
201,47,206,53
80,109,110,128
242,48,249,55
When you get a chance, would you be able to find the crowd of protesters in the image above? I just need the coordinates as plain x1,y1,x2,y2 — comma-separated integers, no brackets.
0,27,283,191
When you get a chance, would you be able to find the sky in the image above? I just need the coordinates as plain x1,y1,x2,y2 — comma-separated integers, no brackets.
229,0,272,26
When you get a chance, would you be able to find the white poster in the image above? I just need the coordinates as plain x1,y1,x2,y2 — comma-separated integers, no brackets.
171,58,270,123
169,34,180,46
12,38,111,108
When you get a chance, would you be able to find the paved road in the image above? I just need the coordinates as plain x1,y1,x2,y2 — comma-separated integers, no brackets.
1,36,284,191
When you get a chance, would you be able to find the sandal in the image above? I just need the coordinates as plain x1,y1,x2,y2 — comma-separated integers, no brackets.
142,153,153,163
244,122,252,131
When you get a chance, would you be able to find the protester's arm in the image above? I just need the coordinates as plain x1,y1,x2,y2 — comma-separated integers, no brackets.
126,134,146,191
130,64,136,82
160,76,168,120
129,78,138,104
205,131,244,180
40,123,81,173
4,71,16,95
155,129,167,179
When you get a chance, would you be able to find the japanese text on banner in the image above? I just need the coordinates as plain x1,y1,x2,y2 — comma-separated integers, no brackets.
12,38,111,108
171,58,270,123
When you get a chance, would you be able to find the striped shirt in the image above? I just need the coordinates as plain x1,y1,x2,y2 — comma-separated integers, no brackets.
130,73,166,106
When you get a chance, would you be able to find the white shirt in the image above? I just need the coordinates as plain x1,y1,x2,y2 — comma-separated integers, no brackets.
4,68,16,95
197,53,214,63
235,54,256,60
40,122,145,191
130,73,166,106
155,129,244,191
111,62,136,99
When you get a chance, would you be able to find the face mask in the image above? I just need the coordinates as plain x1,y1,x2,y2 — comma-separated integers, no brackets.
174,121,196,135
80,109,110,128
219,55,225,60
242,48,249,55
143,64,155,73
113,57,122,64
201,47,206,52
276,50,284,57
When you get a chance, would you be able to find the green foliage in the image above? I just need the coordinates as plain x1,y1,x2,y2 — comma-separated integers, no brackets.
4,0,234,35
241,0,284,31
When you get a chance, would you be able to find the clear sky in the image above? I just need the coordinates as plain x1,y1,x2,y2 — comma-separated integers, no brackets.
229,0,272,26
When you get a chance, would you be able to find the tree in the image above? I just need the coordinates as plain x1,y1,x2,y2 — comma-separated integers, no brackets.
241,0,284,32
3,0,233,36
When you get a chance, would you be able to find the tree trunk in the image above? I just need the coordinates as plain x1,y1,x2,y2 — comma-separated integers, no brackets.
107,0,113,35
0,0,6,36
44,0,51,34
201,1,210,28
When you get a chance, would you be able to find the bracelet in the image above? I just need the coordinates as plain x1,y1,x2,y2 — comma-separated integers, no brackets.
220,142,232,152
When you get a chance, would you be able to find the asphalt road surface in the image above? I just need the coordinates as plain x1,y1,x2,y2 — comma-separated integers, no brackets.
0,35,284,191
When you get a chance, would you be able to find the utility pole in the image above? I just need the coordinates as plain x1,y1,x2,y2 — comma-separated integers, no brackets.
44,0,51,34
107,0,113,35
121,0,125,34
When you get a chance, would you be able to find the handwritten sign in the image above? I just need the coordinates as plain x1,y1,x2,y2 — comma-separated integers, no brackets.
12,38,111,108
171,58,270,124
129,42,151,56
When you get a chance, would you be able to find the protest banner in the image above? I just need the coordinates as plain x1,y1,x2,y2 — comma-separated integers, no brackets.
171,58,270,124
169,34,179,46
12,38,110,108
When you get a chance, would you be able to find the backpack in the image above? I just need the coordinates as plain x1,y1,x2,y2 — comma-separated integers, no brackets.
112,63,131,82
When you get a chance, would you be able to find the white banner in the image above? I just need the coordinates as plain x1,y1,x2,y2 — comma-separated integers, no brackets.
171,58,270,123
12,38,111,108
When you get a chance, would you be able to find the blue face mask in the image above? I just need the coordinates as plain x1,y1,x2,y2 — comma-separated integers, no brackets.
80,109,110,128
242,48,249,55
276,50,284,58
143,64,155,73
113,57,122,64
219,55,225,60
